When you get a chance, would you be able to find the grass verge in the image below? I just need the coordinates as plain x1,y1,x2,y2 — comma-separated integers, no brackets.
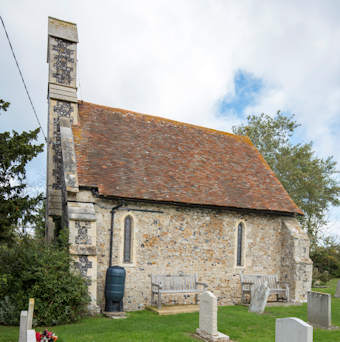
1,279,339,342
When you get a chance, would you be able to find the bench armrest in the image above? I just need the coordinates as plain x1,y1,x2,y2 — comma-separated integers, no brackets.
277,281,289,287
196,282,208,289
151,282,162,290
241,282,254,286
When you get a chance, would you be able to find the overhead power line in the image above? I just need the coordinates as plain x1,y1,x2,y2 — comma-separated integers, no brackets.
0,15,47,142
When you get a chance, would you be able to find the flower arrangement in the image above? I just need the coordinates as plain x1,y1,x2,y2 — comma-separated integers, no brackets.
36,330,58,342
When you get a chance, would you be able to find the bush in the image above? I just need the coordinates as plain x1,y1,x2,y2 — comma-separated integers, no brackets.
0,238,90,325
310,238,340,279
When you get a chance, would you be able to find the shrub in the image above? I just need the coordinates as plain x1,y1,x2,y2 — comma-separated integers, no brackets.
310,238,340,279
0,238,90,325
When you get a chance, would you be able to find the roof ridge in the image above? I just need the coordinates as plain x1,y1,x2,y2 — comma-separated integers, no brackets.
78,100,250,143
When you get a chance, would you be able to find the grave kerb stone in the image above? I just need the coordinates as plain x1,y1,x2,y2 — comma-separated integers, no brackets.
275,317,313,342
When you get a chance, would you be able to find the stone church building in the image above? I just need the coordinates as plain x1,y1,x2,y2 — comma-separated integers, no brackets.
45,17,312,312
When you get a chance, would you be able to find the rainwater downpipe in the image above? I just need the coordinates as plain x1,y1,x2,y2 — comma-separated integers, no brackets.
109,203,123,267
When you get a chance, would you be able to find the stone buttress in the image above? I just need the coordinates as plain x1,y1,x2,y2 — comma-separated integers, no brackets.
46,17,99,313
280,218,313,302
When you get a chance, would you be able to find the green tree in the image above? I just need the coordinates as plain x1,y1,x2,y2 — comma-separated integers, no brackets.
0,99,44,244
233,112,340,245
0,237,90,325
310,236,340,279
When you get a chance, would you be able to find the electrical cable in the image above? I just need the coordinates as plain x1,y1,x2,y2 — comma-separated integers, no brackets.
0,15,47,142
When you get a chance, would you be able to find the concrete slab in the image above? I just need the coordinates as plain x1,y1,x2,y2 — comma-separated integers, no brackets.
103,311,126,319
146,304,199,315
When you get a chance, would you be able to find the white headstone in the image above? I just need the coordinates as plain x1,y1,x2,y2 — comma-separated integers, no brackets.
27,298,35,330
27,329,36,342
275,317,313,342
249,281,270,314
334,280,340,298
18,310,28,342
199,291,218,335
307,291,331,328
196,291,229,341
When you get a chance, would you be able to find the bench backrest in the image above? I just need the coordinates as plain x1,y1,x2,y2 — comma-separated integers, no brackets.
240,274,278,288
152,274,197,291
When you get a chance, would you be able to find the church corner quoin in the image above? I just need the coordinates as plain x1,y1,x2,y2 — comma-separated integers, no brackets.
45,17,312,312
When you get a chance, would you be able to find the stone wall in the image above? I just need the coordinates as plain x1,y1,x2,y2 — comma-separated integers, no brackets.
77,193,312,311
46,17,79,241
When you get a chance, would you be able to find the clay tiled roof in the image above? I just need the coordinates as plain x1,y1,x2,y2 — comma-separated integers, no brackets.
72,101,303,215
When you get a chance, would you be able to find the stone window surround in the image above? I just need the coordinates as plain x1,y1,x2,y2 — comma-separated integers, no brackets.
118,214,136,267
234,220,246,269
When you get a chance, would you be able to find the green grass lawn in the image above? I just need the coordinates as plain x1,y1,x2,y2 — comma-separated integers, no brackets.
1,279,340,342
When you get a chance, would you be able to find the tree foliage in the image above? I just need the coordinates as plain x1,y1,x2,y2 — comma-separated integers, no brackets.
0,100,44,244
311,237,340,277
0,238,90,325
233,112,340,245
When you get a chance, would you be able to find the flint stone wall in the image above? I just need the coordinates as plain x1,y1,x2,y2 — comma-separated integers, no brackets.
70,191,312,312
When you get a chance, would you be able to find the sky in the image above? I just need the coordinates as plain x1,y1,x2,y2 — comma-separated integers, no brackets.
1,0,340,237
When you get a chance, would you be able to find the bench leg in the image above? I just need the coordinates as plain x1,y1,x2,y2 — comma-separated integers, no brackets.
158,292,162,309
195,294,198,305
241,291,245,304
151,290,154,306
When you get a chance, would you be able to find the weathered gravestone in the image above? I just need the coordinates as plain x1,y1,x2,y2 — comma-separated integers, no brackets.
307,291,331,328
27,298,35,330
18,310,28,342
334,280,340,298
27,329,36,342
275,317,313,342
196,291,229,342
248,281,270,314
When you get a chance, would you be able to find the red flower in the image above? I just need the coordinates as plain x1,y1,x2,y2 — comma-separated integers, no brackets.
36,331,41,342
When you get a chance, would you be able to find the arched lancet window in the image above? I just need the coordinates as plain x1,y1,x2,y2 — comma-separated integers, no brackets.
237,223,243,266
123,216,132,263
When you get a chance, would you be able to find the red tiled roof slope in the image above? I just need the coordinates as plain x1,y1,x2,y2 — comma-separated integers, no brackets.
72,101,303,215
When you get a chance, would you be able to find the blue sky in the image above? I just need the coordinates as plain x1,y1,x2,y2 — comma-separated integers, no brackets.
218,70,263,117
1,0,340,236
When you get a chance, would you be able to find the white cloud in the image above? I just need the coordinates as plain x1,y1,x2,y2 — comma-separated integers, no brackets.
1,0,340,235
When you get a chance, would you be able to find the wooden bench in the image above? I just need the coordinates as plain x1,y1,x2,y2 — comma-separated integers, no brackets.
240,274,289,304
151,274,208,309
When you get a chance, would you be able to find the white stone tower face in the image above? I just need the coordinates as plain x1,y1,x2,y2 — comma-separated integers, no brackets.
46,17,79,240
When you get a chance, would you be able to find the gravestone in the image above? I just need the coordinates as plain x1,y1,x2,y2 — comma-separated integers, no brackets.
18,310,28,342
27,298,35,329
334,280,340,298
196,291,229,342
275,317,313,342
307,291,331,328
27,329,36,342
248,281,270,314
